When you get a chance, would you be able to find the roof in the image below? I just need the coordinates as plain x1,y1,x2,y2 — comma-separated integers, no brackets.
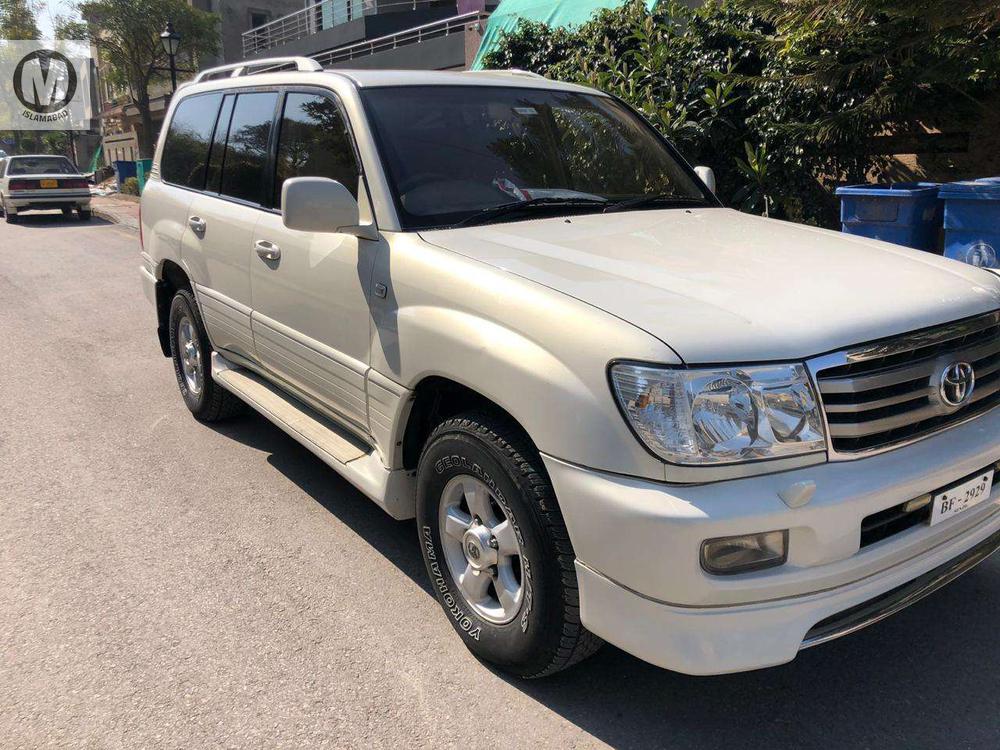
6,154,73,159
180,64,600,97
331,68,597,93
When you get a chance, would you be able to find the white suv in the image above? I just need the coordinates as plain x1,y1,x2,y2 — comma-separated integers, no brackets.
140,58,1000,677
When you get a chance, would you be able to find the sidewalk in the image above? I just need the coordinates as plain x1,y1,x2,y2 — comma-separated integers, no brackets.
91,194,140,230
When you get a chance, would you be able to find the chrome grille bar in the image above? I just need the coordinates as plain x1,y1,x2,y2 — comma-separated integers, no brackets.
809,311,1000,456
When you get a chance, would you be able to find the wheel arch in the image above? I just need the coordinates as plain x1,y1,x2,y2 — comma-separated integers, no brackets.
400,375,535,472
154,259,193,357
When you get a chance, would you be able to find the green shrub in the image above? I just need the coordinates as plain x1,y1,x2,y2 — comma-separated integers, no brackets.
480,0,1000,227
120,176,140,195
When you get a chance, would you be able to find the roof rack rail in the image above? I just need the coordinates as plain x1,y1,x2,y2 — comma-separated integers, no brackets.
465,69,545,79
193,56,322,83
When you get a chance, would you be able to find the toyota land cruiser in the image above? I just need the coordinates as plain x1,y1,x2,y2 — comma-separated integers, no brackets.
140,58,1000,677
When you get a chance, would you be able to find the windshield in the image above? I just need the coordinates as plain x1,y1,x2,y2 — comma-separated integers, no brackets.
8,156,77,175
361,86,712,230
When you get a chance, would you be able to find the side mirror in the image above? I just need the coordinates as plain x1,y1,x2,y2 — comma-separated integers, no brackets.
281,176,377,239
694,166,716,196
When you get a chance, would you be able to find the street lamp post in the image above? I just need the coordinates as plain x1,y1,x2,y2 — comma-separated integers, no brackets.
160,21,181,93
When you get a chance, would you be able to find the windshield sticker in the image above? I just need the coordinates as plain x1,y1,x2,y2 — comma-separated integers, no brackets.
493,177,531,201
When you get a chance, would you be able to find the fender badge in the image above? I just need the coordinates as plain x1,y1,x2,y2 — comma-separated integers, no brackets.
779,481,816,509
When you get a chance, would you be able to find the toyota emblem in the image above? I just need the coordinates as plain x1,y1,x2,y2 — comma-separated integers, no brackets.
939,362,975,408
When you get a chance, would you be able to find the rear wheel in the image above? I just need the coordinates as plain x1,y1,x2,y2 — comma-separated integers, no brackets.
78,209,92,222
167,289,243,422
62,206,73,216
5,211,17,224
416,412,602,678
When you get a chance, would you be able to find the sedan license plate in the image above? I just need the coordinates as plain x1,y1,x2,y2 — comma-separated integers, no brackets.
930,470,994,526
39,179,58,188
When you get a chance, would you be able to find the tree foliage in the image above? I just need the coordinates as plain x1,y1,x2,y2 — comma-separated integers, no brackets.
480,0,1000,227
0,0,40,39
77,0,219,157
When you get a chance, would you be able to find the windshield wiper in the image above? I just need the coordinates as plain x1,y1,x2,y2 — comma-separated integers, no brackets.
603,193,708,214
453,197,607,228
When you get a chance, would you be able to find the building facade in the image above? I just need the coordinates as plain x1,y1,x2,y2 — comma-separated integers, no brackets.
242,0,499,72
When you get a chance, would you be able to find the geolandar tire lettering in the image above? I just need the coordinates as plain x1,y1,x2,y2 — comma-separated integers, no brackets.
416,411,602,678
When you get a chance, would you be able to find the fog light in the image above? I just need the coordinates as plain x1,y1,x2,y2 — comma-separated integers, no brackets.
701,530,788,575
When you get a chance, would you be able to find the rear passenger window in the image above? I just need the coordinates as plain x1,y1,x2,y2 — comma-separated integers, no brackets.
220,92,278,204
274,93,359,206
204,94,235,194
161,93,222,189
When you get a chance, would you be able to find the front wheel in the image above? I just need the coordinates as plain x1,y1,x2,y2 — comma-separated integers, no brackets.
168,289,243,422
78,209,92,221
416,412,602,678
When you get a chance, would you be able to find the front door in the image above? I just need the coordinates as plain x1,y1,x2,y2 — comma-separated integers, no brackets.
249,91,376,431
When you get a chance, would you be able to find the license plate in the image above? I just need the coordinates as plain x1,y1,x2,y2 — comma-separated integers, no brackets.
39,179,58,188
930,470,994,526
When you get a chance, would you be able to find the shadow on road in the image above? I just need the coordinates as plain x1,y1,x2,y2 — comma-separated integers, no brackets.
5,211,114,228
210,410,1000,750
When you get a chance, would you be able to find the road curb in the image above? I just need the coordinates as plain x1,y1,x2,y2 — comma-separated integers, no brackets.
92,206,139,231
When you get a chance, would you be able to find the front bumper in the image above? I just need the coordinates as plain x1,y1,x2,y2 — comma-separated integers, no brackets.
543,405,1000,674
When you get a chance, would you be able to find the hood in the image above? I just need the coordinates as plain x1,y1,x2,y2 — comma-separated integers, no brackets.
421,208,1000,363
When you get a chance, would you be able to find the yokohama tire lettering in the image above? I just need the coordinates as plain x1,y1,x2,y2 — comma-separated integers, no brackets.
423,525,481,641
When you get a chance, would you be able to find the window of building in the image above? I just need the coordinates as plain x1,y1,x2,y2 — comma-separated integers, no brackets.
249,9,271,29
219,92,278,204
273,92,359,207
160,93,223,189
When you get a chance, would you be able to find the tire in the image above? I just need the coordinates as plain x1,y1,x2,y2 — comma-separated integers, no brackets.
416,412,602,678
78,209,92,222
5,212,17,224
62,206,73,216
167,289,243,422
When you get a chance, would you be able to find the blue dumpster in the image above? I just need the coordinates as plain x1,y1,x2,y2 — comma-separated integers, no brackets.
835,183,942,252
112,160,137,188
940,178,1000,268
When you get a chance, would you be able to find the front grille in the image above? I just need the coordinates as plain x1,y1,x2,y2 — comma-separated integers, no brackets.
813,311,1000,454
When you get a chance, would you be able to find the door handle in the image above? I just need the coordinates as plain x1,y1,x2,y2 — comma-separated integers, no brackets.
188,216,206,234
255,239,281,262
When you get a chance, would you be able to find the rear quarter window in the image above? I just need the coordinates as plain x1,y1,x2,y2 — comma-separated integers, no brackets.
161,93,223,189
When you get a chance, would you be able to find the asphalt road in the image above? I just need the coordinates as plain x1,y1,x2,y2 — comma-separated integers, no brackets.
1,212,998,750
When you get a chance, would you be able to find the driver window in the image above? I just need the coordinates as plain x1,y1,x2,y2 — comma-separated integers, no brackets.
273,92,359,207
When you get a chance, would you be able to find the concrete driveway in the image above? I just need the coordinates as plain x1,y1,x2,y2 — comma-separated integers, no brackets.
1,213,998,749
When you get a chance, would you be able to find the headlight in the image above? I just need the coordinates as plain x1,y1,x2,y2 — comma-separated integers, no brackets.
610,362,825,465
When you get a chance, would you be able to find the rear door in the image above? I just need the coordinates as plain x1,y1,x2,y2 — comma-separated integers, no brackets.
176,89,279,361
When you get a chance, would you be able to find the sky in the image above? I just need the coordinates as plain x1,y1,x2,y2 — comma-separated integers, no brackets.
35,0,80,38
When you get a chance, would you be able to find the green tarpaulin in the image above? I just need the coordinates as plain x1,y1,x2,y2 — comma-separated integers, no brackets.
471,0,660,70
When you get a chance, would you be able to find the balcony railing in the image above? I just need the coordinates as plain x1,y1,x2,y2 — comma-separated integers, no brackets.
242,0,454,58
311,11,486,66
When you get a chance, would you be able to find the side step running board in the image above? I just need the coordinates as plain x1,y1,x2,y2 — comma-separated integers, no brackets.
211,353,415,519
